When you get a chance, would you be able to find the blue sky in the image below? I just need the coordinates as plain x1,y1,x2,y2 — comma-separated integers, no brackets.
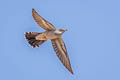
0,0,120,80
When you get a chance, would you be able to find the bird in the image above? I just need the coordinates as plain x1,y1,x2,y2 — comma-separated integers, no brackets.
24,8,73,74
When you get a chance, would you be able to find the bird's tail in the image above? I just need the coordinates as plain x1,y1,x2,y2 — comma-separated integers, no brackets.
24,32,46,47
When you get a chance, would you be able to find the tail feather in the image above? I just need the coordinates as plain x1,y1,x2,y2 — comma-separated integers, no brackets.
24,32,46,47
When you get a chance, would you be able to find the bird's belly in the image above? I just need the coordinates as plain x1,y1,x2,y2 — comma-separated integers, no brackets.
35,33,59,40
46,35,59,40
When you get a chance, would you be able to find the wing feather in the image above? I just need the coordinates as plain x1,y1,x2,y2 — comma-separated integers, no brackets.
32,8,56,31
51,38,73,74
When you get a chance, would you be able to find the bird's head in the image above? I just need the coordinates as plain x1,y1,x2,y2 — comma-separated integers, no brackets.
54,29,67,35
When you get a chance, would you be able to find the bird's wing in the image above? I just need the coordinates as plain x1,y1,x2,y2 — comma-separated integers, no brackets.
32,8,56,31
51,37,73,74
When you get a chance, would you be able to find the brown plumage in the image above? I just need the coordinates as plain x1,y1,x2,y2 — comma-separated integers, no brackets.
52,38,73,74
24,8,73,74
24,32,46,47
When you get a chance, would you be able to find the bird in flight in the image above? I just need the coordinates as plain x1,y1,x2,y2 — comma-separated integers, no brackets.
24,8,73,74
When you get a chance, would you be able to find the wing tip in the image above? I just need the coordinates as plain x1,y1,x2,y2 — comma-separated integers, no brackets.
32,8,36,14
71,70,74,75
68,66,74,75
32,8,35,11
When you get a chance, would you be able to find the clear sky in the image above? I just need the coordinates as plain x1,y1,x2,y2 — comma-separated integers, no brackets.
0,0,120,80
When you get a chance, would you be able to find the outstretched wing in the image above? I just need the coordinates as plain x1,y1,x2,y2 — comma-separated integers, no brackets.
32,8,56,31
51,38,73,74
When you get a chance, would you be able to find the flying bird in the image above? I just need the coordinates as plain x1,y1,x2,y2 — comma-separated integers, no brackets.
24,8,73,74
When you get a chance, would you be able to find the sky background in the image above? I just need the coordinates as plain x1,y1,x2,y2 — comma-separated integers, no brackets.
0,0,120,80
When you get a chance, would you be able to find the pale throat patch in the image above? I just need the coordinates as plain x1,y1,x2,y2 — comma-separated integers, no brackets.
54,30,62,34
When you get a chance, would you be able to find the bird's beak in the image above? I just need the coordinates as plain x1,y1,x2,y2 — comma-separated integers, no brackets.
64,29,67,32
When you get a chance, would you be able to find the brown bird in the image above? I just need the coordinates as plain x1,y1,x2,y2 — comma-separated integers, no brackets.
24,8,73,74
